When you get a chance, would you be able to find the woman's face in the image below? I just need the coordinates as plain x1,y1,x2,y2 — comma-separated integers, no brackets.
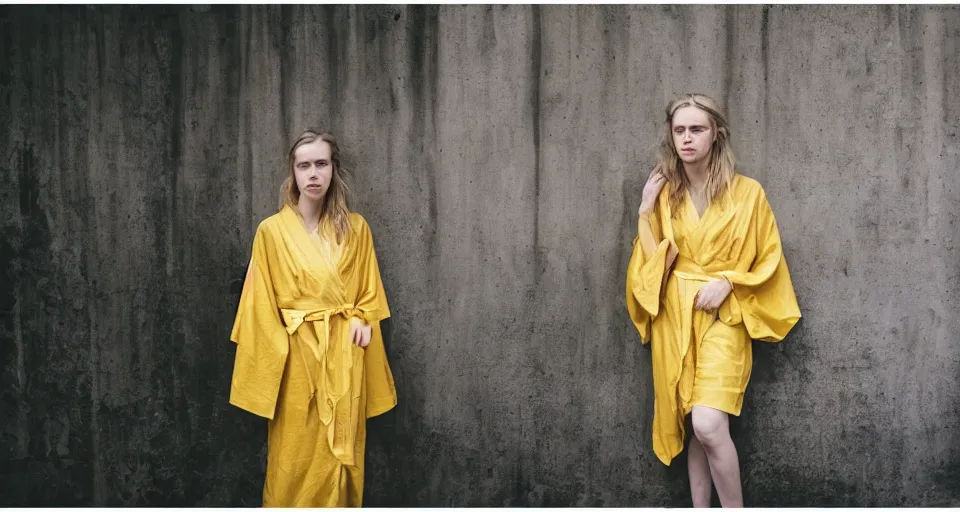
293,139,334,203
671,106,715,167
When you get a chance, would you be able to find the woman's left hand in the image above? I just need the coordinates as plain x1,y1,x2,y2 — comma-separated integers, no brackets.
694,278,733,313
349,317,372,348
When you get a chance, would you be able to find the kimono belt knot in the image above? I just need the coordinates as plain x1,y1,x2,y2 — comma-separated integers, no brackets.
279,304,363,428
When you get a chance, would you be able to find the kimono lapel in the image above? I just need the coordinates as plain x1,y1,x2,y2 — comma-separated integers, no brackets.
679,189,710,256
684,188,705,225
682,186,738,258
279,205,345,293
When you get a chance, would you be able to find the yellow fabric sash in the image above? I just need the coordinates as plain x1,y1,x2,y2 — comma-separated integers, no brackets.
280,302,363,465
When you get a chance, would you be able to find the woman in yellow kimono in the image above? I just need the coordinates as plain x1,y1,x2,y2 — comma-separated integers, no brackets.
229,130,397,507
626,95,800,507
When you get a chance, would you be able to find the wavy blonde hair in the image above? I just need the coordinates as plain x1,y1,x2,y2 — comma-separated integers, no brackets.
654,93,737,216
279,130,352,244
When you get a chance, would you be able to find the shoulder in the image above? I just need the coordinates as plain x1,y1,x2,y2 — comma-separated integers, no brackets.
242,212,286,259
257,211,285,234
251,211,288,247
731,174,768,204
733,174,763,194
348,212,376,241
348,211,369,231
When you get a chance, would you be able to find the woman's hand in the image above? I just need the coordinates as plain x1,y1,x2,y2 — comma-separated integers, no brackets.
639,171,667,215
348,317,372,348
694,278,733,313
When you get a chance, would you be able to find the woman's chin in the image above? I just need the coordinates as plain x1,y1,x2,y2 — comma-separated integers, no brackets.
301,189,325,201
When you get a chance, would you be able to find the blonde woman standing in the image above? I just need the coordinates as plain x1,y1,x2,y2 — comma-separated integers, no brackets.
626,95,800,507
230,130,396,507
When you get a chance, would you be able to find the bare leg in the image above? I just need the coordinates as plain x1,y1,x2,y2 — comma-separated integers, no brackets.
687,434,713,507
691,405,743,507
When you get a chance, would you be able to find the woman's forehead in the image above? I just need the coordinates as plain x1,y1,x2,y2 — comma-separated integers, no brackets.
672,106,711,126
294,139,332,161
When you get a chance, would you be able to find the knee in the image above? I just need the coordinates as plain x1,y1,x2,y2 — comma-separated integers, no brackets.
692,411,728,449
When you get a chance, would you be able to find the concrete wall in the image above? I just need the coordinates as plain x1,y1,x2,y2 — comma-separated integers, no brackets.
1,5,958,506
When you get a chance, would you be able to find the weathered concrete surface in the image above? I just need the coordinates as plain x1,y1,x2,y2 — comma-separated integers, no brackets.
1,4,959,507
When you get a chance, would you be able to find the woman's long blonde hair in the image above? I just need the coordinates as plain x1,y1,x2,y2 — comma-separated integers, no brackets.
654,93,737,216
279,130,352,244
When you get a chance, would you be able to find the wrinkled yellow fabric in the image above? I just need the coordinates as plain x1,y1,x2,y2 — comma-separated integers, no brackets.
626,175,800,466
229,205,396,507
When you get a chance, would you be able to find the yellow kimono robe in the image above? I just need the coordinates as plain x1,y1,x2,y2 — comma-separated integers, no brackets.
626,175,800,466
229,205,397,507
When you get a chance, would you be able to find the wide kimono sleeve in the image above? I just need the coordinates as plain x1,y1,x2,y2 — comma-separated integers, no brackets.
717,189,801,342
626,202,674,344
353,218,397,418
228,224,290,419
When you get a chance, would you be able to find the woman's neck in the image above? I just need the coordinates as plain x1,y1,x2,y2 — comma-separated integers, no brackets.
297,196,324,231
683,161,709,193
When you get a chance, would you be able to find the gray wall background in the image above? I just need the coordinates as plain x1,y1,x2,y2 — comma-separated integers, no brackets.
2,4,959,507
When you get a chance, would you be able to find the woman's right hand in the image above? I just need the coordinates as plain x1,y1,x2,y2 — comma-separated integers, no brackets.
349,317,372,348
639,170,667,215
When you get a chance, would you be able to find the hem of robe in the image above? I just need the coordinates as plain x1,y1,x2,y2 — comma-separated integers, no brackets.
632,239,671,318
229,394,275,420
746,312,802,343
628,238,672,344
654,433,684,466
364,310,390,325
366,394,397,419
687,395,745,418
654,399,746,466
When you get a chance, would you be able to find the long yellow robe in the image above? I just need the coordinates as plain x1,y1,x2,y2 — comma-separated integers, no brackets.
626,175,800,466
229,205,397,506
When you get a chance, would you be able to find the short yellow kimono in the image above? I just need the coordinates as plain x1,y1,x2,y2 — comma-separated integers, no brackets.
626,175,800,465
229,205,397,506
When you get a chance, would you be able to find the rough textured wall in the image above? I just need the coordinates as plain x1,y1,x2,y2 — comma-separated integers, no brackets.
1,4,959,507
